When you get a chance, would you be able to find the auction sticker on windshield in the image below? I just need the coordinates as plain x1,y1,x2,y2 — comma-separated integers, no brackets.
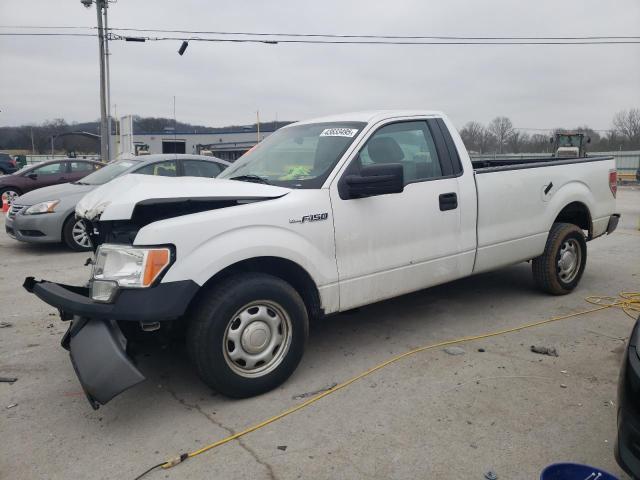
320,128,358,137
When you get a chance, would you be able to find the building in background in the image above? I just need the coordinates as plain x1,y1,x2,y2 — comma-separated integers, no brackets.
111,115,275,161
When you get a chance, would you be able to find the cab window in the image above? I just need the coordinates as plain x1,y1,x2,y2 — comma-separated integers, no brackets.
135,160,177,177
32,162,65,175
357,121,443,184
182,160,222,178
70,161,98,172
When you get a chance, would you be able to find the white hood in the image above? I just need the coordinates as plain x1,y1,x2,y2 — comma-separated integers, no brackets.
76,174,291,221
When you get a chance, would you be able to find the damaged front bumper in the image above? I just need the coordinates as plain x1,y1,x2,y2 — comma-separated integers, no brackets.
23,277,199,409
62,318,145,409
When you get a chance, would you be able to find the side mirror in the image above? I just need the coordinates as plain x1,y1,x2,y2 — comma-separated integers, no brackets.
27,173,38,180
586,137,591,144
342,163,404,199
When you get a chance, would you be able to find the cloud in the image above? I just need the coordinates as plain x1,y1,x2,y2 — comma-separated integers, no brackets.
0,0,638,130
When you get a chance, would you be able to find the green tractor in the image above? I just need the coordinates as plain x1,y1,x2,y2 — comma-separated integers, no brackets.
550,132,591,158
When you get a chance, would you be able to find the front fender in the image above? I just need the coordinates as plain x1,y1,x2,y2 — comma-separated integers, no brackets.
161,224,336,288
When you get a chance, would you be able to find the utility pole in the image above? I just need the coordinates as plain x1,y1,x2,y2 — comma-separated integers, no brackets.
256,110,261,143
95,0,109,161
103,0,112,161
83,0,110,161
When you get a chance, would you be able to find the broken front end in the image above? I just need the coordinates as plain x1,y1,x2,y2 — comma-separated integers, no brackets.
24,217,199,409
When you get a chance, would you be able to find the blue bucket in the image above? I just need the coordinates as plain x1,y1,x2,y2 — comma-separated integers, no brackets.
540,463,618,480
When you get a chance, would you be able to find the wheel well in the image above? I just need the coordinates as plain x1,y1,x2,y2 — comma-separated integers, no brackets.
554,202,592,238
199,257,323,321
61,212,76,236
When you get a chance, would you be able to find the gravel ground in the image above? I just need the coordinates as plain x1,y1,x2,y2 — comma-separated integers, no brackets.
1,186,639,480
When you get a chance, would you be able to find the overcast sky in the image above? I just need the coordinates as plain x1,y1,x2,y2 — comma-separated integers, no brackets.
0,0,639,131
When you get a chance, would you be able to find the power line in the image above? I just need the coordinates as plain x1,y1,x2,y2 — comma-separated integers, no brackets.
110,35,640,45
0,32,97,37
1,24,639,40
1,30,639,45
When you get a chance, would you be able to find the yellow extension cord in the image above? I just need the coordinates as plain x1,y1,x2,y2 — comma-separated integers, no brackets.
152,292,640,473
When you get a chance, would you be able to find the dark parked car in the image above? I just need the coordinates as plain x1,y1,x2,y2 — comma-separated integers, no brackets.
616,314,640,479
0,153,18,175
0,158,104,209
5,154,230,250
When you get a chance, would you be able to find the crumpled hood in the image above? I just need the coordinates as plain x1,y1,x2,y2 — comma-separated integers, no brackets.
15,182,94,206
76,174,291,221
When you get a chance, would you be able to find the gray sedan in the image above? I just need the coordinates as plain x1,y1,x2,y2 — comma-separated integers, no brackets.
5,154,230,251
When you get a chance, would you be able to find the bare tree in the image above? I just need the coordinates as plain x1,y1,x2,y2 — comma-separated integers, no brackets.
506,130,531,153
459,121,486,153
487,117,514,154
613,108,640,144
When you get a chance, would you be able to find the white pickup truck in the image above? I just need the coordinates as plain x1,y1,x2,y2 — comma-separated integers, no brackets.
25,110,620,408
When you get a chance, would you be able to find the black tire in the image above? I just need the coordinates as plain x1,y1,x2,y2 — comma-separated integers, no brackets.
187,272,309,398
532,222,587,295
0,186,21,208
62,216,92,251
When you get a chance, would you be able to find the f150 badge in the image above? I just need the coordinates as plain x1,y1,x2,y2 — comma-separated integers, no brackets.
289,212,329,224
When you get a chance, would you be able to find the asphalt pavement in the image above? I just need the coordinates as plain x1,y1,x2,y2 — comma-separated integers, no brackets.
1,187,639,480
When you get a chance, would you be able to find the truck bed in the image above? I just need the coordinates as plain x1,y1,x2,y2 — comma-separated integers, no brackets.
472,155,613,173
471,154,617,274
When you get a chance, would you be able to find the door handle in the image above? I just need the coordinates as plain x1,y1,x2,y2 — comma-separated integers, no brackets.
439,192,458,211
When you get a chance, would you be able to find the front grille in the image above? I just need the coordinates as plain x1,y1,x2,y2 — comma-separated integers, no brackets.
7,203,26,219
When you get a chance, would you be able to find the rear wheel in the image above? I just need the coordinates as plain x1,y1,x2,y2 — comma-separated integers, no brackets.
532,222,587,295
187,272,308,398
0,187,21,208
62,216,92,251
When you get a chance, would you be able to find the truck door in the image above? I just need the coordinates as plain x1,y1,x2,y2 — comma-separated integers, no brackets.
329,118,472,310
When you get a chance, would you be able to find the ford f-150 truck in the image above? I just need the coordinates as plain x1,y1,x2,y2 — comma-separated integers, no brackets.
25,110,620,408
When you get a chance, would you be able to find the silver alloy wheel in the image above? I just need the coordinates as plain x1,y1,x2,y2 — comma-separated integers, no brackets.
223,300,292,378
71,220,91,249
1,190,19,205
557,238,581,283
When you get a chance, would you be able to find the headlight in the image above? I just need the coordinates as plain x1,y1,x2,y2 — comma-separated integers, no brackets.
24,200,60,215
91,244,172,301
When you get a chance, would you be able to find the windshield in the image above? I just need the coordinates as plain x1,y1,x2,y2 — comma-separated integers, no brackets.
218,122,366,188
557,135,583,147
76,160,140,185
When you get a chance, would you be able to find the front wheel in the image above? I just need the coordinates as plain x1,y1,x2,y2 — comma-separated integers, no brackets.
62,216,92,251
532,222,587,295
187,272,309,398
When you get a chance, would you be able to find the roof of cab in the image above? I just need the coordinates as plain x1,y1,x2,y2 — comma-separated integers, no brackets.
291,110,445,127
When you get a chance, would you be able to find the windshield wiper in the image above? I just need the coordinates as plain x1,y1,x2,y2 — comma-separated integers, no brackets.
229,174,271,185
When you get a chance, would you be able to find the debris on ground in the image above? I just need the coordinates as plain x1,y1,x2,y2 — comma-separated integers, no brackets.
560,384,567,388
478,348,486,353
444,346,466,356
530,345,559,357
277,445,287,451
6,403,17,409
484,470,498,480
292,383,338,400
0,377,18,383
0,321,13,328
